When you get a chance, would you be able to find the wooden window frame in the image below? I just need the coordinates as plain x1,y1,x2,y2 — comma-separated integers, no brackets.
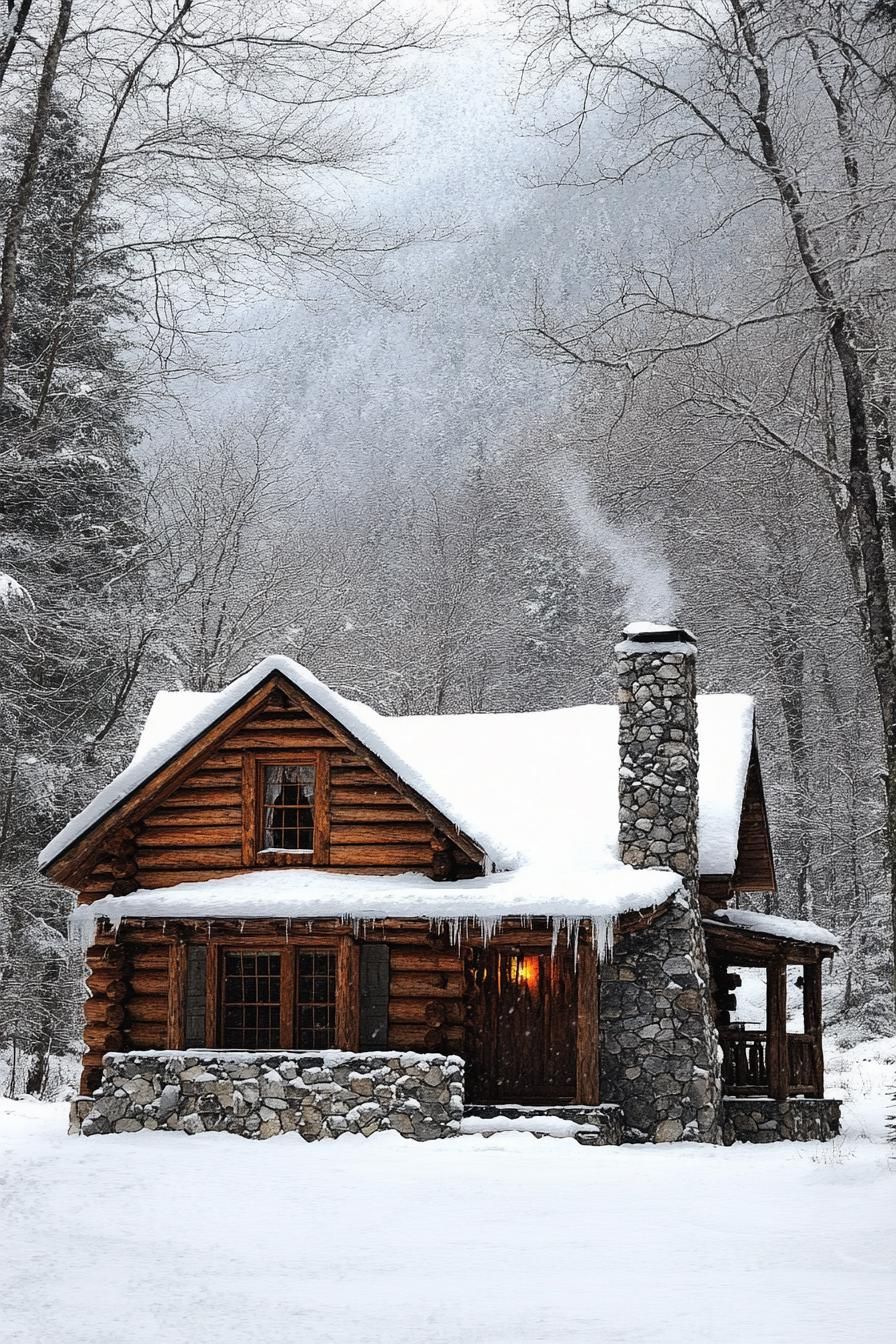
242,750,331,867
202,936,358,1051
201,935,360,1048
218,947,286,1049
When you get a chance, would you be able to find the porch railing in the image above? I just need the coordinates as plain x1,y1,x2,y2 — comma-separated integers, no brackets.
718,1027,822,1098
786,1033,821,1095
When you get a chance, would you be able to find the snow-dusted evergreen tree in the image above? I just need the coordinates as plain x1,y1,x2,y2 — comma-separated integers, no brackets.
0,97,143,1092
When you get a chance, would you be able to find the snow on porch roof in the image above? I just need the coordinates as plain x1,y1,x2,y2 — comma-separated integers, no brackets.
40,654,755,877
69,864,682,955
705,909,838,949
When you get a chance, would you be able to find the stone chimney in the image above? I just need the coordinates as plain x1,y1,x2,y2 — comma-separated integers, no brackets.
617,623,699,883
599,622,723,1144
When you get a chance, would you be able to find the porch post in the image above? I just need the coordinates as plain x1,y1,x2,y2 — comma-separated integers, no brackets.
336,934,360,1052
576,934,599,1105
766,958,789,1101
802,961,824,1098
167,940,187,1050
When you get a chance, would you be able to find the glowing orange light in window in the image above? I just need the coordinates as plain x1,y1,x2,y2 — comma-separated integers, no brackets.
507,954,540,991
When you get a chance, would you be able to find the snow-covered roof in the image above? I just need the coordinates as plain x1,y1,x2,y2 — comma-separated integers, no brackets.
42,654,754,879
705,909,838,949
69,865,682,955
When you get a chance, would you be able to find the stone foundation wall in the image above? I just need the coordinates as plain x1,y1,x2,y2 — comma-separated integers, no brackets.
722,1097,841,1144
73,1050,464,1140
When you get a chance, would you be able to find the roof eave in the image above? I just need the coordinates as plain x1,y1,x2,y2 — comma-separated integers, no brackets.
42,667,487,885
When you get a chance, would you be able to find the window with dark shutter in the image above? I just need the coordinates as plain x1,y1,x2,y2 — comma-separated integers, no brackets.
184,946,207,1048
359,944,390,1047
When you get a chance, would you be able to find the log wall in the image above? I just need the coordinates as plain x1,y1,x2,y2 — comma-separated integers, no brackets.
74,692,478,904
385,943,465,1055
81,937,172,1090
134,701,439,885
77,919,576,1092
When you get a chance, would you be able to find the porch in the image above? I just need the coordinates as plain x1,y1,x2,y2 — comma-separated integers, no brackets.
718,1025,822,1099
705,912,835,1102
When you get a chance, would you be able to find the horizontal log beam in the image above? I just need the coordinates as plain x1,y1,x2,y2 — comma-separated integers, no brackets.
83,1026,125,1052
330,806,420,823
127,971,169,996
387,1024,443,1050
146,807,243,827
135,846,244,870
127,1025,167,1050
158,788,241,809
125,995,168,1024
389,971,463,999
329,824,433,845
389,950,464,972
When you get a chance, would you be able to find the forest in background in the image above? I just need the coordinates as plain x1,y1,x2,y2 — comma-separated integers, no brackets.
1,0,894,1094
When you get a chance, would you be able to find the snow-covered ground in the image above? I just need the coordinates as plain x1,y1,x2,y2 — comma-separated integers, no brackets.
1,1039,893,1344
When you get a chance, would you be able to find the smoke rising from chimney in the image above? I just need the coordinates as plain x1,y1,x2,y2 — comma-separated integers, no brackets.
555,466,679,622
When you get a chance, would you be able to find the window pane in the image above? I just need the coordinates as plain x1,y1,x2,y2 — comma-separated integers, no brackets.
262,765,316,852
221,952,281,1048
296,951,336,1048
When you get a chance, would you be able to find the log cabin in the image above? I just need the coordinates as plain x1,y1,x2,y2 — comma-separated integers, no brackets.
43,624,841,1144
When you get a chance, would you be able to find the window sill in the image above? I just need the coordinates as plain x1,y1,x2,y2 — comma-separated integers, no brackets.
255,850,316,867
258,848,314,855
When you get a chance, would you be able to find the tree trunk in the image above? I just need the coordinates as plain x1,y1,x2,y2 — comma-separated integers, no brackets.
0,0,72,397
0,0,34,89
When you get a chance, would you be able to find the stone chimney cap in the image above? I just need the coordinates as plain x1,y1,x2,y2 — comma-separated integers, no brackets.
616,622,697,656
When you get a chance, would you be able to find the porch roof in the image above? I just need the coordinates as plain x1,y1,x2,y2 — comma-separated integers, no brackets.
68,864,681,954
705,909,838,963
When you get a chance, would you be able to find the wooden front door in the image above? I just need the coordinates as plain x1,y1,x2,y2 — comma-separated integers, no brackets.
463,946,577,1103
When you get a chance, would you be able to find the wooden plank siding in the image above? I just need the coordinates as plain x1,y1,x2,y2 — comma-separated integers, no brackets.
700,742,776,907
731,744,776,893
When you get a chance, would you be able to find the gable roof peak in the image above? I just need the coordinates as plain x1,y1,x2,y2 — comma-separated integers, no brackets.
40,654,756,888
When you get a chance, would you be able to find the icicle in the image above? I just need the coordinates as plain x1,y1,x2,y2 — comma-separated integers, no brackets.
594,917,614,962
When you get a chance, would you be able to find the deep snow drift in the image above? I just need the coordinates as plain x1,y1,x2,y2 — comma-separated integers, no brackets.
0,1038,893,1344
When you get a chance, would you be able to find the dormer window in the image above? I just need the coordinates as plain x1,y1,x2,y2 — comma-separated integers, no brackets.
263,765,316,852
243,753,330,866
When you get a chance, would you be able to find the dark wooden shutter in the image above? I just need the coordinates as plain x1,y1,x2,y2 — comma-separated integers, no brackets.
185,946,207,1048
359,944,389,1047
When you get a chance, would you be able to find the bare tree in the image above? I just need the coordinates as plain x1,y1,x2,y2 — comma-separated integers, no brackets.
0,2,34,91
515,0,896,994
0,0,439,399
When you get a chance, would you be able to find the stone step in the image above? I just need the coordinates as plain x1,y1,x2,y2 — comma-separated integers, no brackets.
463,1103,614,1123
463,1102,623,1146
